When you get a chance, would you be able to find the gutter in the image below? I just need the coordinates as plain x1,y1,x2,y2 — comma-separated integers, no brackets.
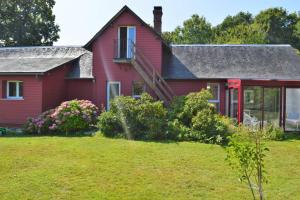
0,72,44,76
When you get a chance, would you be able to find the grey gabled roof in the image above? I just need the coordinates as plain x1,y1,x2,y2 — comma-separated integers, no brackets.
163,44,300,80
0,46,93,78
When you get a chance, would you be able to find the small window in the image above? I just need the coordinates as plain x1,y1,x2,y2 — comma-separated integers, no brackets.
7,81,23,99
207,83,220,112
132,81,145,98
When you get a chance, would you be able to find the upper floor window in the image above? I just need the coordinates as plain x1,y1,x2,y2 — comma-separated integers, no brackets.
118,26,136,59
207,83,220,112
7,81,23,99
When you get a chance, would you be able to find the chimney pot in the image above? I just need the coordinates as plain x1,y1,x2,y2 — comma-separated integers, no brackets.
153,6,163,34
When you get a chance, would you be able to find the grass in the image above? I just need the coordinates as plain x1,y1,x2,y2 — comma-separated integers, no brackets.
0,134,299,200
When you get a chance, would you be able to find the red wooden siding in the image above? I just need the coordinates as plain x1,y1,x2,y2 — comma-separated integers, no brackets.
91,10,163,107
0,76,43,126
42,63,71,111
167,80,226,114
66,79,95,102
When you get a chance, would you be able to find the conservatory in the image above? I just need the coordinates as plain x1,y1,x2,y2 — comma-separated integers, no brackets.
227,79,300,131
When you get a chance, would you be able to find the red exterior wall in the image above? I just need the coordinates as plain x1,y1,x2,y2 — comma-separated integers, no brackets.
42,64,71,111
167,80,227,114
0,76,43,126
91,10,163,107
66,79,95,102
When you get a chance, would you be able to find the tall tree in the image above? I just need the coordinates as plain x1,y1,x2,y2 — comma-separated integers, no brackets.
162,15,213,44
215,11,253,34
254,7,299,45
0,0,60,46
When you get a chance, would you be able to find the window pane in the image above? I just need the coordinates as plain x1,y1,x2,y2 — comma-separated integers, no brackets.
132,81,144,97
263,88,280,127
119,27,127,58
19,82,23,97
211,102,220,113
8,82,17,97
243,86,262,127
230,89,238,119
286,88,300,131
109,83,120,101
207,83,219,100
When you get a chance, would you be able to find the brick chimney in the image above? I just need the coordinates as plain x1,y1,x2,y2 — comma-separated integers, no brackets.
153,6,162,34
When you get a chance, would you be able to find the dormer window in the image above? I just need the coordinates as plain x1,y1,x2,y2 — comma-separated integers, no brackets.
118,26,136,59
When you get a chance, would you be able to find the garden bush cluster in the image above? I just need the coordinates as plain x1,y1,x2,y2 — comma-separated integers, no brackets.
167,90,233,144
24,100,99,135
98,90,233,144
98,93,169,140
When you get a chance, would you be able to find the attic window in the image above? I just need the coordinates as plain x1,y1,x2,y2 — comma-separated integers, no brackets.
7,81,23,99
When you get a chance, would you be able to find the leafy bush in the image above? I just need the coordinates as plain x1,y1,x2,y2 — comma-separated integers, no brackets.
24,100,99,135
264,124,285,141
98,93,168,140
98,111,123,138
167,89,232,144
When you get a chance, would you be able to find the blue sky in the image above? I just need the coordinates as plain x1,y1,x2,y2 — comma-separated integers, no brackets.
53,0,300,45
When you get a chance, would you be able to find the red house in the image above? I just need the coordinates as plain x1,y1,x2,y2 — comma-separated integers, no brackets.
1,5,300,132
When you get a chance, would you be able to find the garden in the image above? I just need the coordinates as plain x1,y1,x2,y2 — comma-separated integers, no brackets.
0,90,299,200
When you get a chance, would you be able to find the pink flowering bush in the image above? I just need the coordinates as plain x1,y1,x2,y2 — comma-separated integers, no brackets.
24,100,99,135
24,109,55,135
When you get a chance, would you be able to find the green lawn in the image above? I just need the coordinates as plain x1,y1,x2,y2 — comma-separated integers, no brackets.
0,134,299,200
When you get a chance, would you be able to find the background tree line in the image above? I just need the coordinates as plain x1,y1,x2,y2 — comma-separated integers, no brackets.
163,8,300,50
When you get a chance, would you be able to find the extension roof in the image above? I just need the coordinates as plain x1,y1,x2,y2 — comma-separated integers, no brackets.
163,44,300,80
0,46,93,78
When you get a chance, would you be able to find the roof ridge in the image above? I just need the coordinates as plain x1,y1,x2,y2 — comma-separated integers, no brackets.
170,44,291,47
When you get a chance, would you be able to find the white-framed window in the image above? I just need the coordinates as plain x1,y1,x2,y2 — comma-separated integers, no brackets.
207,83,220,112
118,26,136,58
132,81,145,99
7,81,23,99
107,81,121,110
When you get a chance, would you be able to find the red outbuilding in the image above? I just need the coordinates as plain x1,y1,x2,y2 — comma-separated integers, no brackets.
1,5,300,132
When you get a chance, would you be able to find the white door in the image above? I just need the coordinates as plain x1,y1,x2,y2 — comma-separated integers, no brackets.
107,82,121,110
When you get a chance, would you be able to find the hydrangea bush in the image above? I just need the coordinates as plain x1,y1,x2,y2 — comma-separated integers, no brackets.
24,100,99,135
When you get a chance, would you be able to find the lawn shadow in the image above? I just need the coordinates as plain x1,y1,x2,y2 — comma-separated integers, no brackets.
282,132,300,141
0,130,97,138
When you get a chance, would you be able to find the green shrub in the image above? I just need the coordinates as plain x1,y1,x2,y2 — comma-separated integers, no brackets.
167,89,232,144
98,111,123,138
98,93,168,140
264,124,285,141
181,90,214,126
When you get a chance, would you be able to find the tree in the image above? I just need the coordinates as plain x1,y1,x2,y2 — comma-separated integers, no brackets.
163,7,300,50
0,0,60,46
254,8,299,45
215,12,253,34
162,15,213,44
226,126,269,200
214,24,267,44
